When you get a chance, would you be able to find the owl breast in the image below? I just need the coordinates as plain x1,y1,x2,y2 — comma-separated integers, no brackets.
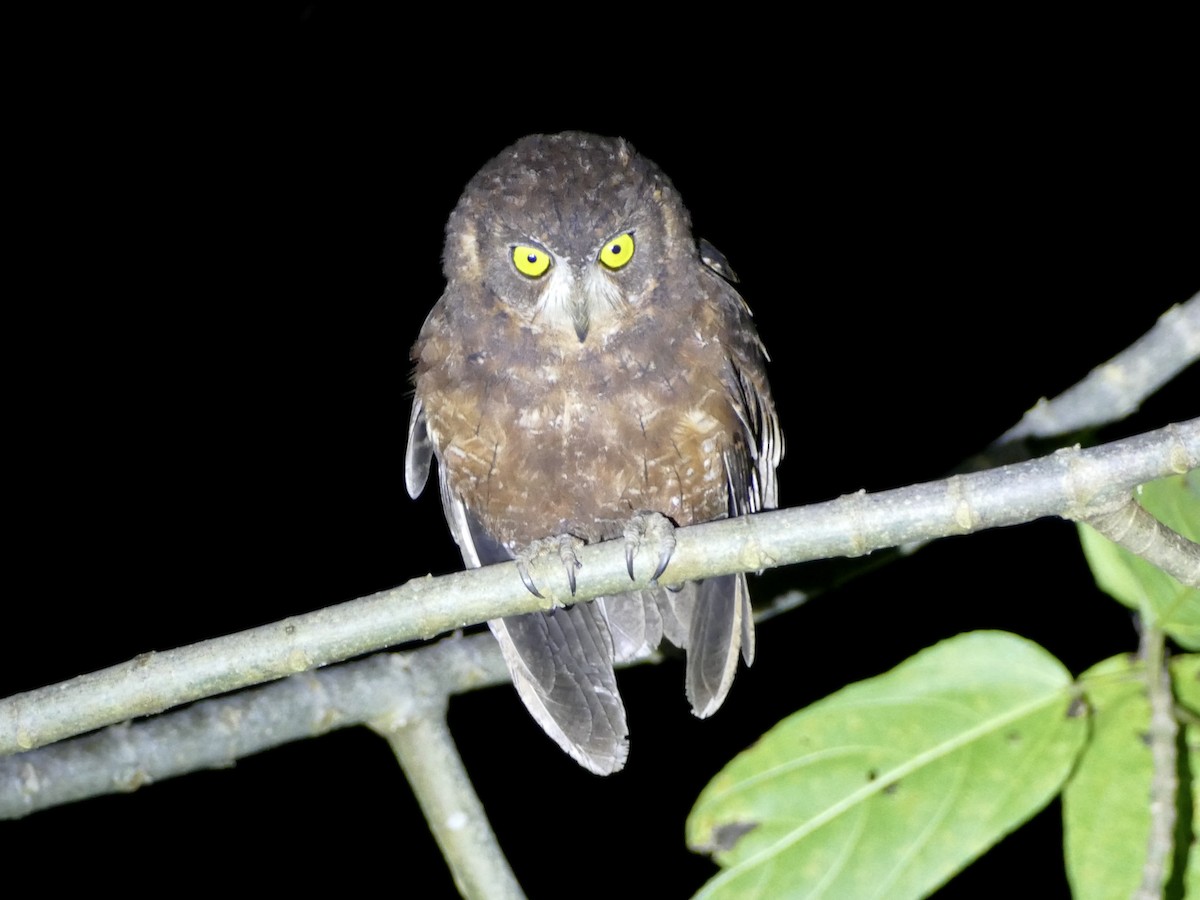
416,291,740,551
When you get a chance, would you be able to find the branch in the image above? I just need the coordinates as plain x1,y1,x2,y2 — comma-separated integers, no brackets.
1132,623,1178,900
998,292,1200,444
1083,496,1200,587
0,634,509,817
768,298,1199,617
373,708,525,900
1,419,1196,762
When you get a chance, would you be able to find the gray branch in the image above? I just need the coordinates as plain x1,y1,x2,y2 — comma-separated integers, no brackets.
1083,496,1200,587
374,707,525,900
999,293,1200,443
0,634,509,817
1,419,1196,771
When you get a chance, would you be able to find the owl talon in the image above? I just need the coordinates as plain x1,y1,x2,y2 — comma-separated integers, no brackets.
516,535,584,604
517,560,544,599
623,511,678,586
651,548,673,584
562,538,583,597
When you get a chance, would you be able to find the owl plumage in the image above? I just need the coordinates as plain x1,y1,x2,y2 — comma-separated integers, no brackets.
406,132,781,774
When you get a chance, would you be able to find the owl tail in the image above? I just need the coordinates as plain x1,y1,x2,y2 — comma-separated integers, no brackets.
602,573,755,720
488,605,629,775
684,572,755,718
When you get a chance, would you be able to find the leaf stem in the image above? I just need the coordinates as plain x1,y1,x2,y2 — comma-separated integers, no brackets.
1134,622,1178,900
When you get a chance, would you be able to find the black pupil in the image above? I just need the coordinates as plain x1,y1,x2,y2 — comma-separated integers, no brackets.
527,253,538,263
609,243,622,256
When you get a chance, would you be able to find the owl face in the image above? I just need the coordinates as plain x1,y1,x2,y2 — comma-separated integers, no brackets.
442,132,696,344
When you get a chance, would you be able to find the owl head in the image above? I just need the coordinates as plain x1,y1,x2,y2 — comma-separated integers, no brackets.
441,132,700,344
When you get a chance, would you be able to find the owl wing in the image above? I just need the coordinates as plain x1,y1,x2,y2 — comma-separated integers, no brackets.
405,398,629,775
404,396,434,499
673,268,784,718
486,601,629,776
718,276,783,517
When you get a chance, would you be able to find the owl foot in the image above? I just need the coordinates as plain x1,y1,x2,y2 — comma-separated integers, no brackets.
623,511,677,585
515,534,585,603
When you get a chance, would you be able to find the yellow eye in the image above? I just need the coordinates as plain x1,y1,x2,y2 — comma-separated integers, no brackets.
512,245,551,278
598,233,635,270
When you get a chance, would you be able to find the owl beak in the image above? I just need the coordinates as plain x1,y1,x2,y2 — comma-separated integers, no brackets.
570,297,590,343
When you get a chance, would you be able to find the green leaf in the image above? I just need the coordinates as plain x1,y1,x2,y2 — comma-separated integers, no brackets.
1173,654,1200,897
1063,655,1152,899
687,631,1087,899
1066,653,1200,898
1077,473,1200,649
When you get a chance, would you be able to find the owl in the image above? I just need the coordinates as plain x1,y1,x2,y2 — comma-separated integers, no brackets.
405,132,781,774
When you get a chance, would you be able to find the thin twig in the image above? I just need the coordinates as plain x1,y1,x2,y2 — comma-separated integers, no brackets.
1081,496,1200,587
999,293,1200,444
1133,623,1178,900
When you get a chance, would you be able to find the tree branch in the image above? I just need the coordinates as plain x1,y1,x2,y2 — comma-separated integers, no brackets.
1083,496,1200,587
0,633,509,817
1,419,1195,766
998,292,1199,444
374,707,525,900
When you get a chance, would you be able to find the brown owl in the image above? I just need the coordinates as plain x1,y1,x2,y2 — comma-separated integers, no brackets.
406,132,781,774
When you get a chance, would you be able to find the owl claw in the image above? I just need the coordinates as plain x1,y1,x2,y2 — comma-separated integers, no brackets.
517,560,544,599
651,546,673,584
623,512,678,586
516,535,584,603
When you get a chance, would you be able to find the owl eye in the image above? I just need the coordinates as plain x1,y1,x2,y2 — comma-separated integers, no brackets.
598,233,635,270
512,245,551,278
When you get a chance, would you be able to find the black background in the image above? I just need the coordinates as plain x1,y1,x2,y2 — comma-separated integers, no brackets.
4,7,1196,897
